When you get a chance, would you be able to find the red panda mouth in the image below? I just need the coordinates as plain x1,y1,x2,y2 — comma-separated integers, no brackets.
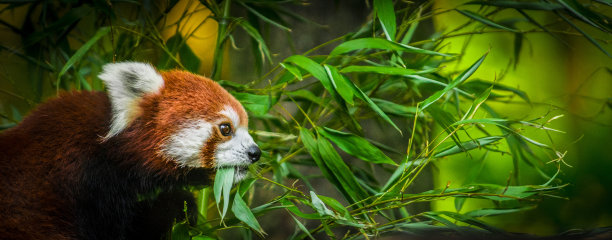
217,165,249,174
234,165,249,173
231,165,250,182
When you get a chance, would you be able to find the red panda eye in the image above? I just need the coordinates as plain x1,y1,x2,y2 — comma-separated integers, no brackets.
219,123,232,136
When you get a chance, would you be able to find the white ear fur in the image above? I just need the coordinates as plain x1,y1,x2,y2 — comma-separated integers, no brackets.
98,62,164,140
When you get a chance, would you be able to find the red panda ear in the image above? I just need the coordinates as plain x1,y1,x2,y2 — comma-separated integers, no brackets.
98,62,164,140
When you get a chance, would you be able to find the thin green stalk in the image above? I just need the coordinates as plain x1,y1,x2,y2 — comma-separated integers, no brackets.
116,26,185,69
211,0,232,80
198,187,211,226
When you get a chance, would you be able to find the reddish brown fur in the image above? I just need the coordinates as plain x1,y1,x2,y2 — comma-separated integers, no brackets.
0,69,249,239
157,70,248,128
200,130,223,168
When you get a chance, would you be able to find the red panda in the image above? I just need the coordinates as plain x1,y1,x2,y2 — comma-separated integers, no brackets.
0,62,260,240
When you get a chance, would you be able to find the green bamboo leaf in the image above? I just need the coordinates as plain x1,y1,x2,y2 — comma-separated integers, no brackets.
464,206,535,218
400,8,420,45
335,218,366,228
340,65,437,75
517,9,567,47
558,0,612,33
58,27,110,82
465,1,563,10
557,11,612,58
324,65,355,105
431,211,504,233
469,184,539,201
420,52,488,110
289,214,316,240
317,136,368,203
422,212,457,227
9,106,21,122
452,118,509,126
317,195,351,218
286,89,325,105
250,192,291,215
77,71,91,91
232,193,265,234
198,0,219,15
456,9,519,32
237,19,273,63
462,80,530,103
310,191,335,217
433,136,504,158
347,80,402,134
462,85,492,120
213,167,235,221
330,38,450,57
158,33,201,72
455,197,467,212
285,57,356,131
192,236,217,240
513,33,523,68
170,222,190,240
275,70,299,85
381,162,410,191
462,151,489,186
427,105,462,146
178,40,201,73
374,0,396,41
232,92,275,116
159,34,182,70
280,199,324,219
299,128,344,197
390,222,453,233
516,134,550,148
0,45,54,71
318,127,396,165
25,6,93,46
594,0,612,7
237,178,256,197
284,56,338,101
284,55,326,81
453,118,562,134
239,2,291,32
455,151,489,212
408,75,472,96
371,98,417,118
474,183,566,200
280,62,303,80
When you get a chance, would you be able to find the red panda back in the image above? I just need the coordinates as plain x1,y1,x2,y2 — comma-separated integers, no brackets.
0,91,111,239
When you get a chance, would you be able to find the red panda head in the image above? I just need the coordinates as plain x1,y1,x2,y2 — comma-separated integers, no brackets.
98,62,260,181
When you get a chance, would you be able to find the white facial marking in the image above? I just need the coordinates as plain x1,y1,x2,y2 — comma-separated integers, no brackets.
215,106,257,182
162,120,212,168
219,106,240,127
98,62,164,140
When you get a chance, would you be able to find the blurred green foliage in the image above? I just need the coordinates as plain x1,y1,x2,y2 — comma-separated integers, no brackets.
0,0,611,239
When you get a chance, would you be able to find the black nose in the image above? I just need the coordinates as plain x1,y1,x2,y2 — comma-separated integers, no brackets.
247,145,261,163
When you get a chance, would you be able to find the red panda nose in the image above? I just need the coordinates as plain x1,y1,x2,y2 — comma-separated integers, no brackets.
247,145,261,163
